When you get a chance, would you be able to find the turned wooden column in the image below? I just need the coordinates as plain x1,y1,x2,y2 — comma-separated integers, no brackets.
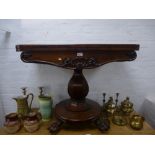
66,69,89,111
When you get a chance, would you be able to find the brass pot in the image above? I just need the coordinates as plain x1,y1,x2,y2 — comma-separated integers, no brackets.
130,115,144,130
106,104,116,115
121,97,134,115
104,97,116,115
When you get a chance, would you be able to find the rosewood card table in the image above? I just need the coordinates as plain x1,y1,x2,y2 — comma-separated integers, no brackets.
16,44,139,134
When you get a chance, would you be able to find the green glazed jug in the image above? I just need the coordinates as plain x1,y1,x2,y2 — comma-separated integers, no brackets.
38,96,53,121
38,87,53,121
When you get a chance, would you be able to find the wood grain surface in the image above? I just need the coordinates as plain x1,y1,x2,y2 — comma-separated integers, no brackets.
0,118,154,135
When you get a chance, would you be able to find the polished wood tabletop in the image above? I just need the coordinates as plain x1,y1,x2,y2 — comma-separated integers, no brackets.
0,118,154,135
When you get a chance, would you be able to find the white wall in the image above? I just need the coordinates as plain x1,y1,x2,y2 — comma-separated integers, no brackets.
0,19,155,126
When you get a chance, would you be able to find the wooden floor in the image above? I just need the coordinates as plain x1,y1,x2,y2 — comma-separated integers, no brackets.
0,118,155,135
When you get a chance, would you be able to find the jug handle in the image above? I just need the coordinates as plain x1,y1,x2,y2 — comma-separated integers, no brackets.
27,93,34,110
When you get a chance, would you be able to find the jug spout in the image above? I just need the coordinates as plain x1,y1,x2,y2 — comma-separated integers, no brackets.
12,97,17,101
12,97,18,101
12,96,25,102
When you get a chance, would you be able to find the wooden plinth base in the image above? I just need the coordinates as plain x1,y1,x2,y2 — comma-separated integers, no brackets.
48,98,110,134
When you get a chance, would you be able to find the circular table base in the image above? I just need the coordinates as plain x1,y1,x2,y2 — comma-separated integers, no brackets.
55,98,101,124
48,98,110,134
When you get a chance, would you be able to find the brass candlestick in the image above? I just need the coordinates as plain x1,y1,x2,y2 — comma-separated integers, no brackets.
102,93,106,106
112,93,127,126
115,93,119,107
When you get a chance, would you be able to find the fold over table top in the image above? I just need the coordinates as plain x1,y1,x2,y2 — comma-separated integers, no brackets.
16,44,139,69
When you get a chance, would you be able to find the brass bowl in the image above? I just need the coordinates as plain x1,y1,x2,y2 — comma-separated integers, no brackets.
130,115,144,130
112,115,127,126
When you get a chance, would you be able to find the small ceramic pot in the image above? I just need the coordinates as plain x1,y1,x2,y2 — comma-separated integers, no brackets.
23,112,41,132
38,96,53,121
4,113,21,134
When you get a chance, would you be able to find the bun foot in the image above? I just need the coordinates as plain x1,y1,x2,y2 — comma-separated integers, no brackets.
48,120,63,134
95,118,110,133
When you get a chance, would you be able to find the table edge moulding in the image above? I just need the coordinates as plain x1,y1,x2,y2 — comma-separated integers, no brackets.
16,44,140,134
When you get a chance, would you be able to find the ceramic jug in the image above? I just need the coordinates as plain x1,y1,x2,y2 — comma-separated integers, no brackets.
4,113,21,134
23,111,41,132
38,87,53,121
38,95,53,121
13,93,34,116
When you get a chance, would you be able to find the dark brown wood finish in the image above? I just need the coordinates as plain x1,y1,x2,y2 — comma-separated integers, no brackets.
16,44,139,51
16,44,139,69
16,44,139,134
